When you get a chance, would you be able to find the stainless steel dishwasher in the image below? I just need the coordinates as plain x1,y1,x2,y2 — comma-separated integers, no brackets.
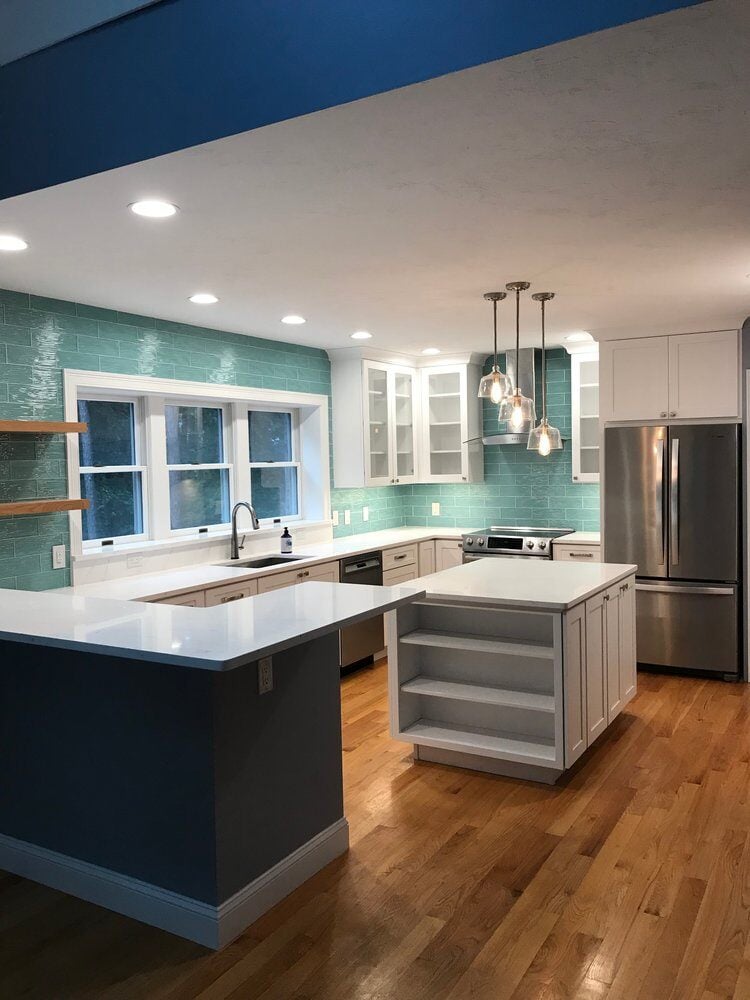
339,551,384,670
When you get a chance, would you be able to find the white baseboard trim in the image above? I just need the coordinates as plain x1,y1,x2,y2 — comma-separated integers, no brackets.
0,817,349,949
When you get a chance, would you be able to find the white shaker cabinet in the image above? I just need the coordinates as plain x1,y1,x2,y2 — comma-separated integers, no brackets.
600,337,670,421
584,590,608,743
600,329,739,422
667,330,739,419
435,538,464,570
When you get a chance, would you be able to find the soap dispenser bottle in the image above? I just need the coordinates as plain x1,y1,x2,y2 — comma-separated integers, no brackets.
280,527,293,554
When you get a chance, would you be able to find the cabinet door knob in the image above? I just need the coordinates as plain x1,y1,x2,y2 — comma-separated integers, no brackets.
604,594,610,601
670,411,677,417
660,411,667,417
573,475,579,481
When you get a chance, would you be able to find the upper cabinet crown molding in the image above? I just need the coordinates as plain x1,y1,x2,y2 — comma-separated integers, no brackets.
326,346,486,369
599,329,740,423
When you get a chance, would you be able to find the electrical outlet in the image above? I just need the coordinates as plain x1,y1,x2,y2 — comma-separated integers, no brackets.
362,506,369,522
344,509,351,525
52,544,66,570
432,502,441,516
258,657,273,695
332,510,339,526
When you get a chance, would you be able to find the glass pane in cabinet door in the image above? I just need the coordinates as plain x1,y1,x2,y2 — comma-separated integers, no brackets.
428,371,461,476
367,367,390,480
581,448,600,475
394,372,415,477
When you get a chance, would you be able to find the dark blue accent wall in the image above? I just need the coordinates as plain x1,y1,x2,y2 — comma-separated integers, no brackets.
0,0,701,200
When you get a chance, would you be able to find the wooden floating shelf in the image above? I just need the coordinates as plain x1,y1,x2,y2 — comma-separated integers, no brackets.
0,499,89,517
400,628,555,660
0,420,87,434
400,676,555,713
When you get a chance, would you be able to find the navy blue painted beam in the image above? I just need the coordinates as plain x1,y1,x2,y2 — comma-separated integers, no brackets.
0,0,702,201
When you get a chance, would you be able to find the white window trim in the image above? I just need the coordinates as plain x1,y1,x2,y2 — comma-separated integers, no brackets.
64,369,331,558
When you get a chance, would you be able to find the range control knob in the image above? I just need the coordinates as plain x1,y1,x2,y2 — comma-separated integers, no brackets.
465,537,474,546
478,538,485,546
526,540,535,549
538,540,547,550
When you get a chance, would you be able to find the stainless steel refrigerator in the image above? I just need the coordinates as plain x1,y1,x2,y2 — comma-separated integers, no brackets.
604,424,740,679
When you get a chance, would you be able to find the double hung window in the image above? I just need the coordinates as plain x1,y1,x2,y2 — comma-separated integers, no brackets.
165,404,231,531
247,410,300,522
77,398,145,542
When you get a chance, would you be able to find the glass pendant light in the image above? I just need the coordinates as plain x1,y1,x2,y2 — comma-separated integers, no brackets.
528,291,563,455
499,281,536,431
477,291,511,404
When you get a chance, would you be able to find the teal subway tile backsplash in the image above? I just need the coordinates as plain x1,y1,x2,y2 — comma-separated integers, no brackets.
401,350,600,533
0,288,598,590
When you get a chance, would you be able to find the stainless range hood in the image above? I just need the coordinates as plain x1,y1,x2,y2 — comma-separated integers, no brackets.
483,348,539,445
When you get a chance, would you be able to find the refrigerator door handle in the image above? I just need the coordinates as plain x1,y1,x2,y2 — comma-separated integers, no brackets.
670,437,679,565
656,437,665,565
636,583,735,596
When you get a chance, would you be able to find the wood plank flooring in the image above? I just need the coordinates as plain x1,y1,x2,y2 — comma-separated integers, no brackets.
3,663,750,999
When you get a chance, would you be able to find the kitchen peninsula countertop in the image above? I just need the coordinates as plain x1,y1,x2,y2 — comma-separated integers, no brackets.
0,581,423,670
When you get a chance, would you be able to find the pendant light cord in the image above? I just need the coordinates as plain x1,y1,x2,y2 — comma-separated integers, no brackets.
493,297,498,369
515,287,521,393
541,297,547,421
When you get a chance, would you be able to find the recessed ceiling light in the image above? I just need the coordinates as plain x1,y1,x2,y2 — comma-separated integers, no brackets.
189,293,218,304
281,314,306,325
564,331,593,343
129,200,178,218
350,330,372,340
0,234,28,252
421,347,441,355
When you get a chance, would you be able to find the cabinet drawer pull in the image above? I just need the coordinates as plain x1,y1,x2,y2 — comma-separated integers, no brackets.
297,570,310,578
394,553,407,560
569,551,593,558
221,593,244,603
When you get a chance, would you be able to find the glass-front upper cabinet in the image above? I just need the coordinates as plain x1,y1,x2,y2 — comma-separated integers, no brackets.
363,362,419,485
571,349,600,483
366,364,391,483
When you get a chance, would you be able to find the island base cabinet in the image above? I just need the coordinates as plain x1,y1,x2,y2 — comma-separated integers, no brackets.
389,575,636,784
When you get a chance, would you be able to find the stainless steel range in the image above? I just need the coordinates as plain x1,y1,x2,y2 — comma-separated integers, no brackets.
462,526,575,561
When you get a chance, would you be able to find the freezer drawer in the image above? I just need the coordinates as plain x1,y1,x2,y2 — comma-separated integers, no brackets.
635,581,739,676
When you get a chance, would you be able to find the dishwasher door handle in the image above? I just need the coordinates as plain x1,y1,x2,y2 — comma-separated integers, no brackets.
343,559,381,575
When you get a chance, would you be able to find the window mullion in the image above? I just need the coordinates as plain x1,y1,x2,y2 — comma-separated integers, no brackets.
146,396,170,540
234,402,251,506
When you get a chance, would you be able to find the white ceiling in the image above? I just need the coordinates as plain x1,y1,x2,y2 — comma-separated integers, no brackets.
0,0,159,66
0,0,748,354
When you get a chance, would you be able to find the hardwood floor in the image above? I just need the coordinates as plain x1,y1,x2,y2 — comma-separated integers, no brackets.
3,662,750,999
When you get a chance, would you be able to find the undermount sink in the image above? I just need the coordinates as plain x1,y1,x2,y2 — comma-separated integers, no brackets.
219,555,306,569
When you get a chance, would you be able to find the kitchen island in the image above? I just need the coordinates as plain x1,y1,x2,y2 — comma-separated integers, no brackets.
0,580,422,948
388,557,637,784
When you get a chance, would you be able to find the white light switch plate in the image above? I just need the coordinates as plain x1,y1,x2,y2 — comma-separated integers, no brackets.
332,510,339,526
52,544,66,570
344,509,351,525
362,506,369,522
432,502,440,516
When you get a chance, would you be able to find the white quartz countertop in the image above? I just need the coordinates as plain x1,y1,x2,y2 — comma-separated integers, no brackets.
64,527,471,602
0,581,424,670
552,531,600,545
414,557,635,611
